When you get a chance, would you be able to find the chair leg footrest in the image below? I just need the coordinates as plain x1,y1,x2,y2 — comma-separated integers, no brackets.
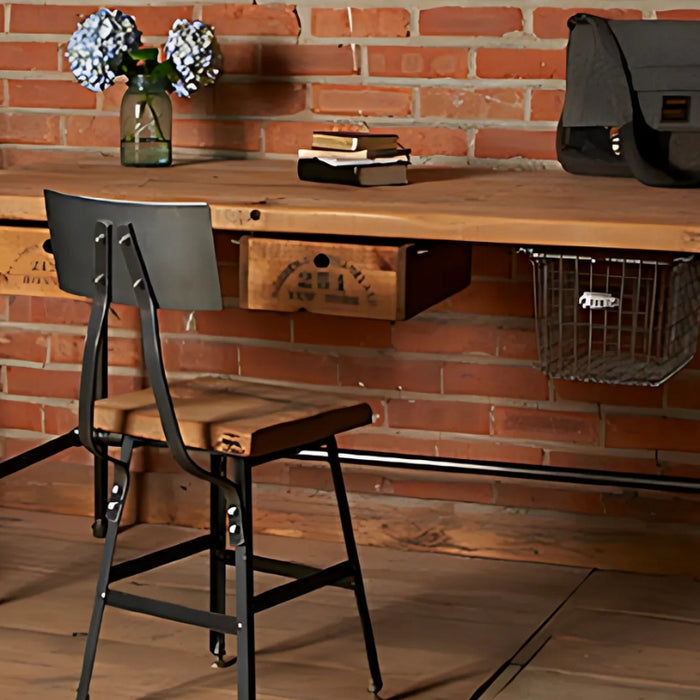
253,560,354,613
106,589,239,635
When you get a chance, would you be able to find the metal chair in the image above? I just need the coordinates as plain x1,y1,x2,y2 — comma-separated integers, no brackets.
43,190,383,699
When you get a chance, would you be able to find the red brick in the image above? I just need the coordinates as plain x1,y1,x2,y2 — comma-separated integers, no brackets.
44,404,78,435
392,317,497,355
495,482,605,515
0,41,58,70
293,314,391,348
369,47,468,79
195,307,290,341
665,371,700,410
389,126,468,156
311,8,410,37
606,415,700,452
548,449,659,475
124,6,194,36
169,89,215,117
438,438,543,465
0,330,48,362
657,10,700,20
219,43,257,75
474,129,557,160
449,280,534,317
420,7,522,36
6,366,139,400
533,8,643,39
6,366,80,399
9,297,90,325
172,119,261,150
421,88,524,120
554,380,663,408
0,113,60,145
530,90,565,122
239,345,338,385
312,84,412,117
8,80,95,110
261,45,357,76
477,48,566,79
337,430,438,456
493,406,599,444
0,399,42,431
65,115,117,147
264,121,326,154
161,338,237,374
444,363,548,400
339,356,442,393
388,398,490,434
201,5,299,36
110,304,140,330
213,83,306,117
50,334,141,368
10,5,91,33
497,328,539,361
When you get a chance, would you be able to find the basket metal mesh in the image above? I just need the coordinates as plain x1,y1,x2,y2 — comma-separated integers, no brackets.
529,249,700,386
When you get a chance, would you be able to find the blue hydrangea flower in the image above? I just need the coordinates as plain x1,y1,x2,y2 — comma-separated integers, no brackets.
66,8,142,92
164,19,222,97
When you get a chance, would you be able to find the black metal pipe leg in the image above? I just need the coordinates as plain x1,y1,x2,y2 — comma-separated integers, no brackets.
210,454,227,664
92,453,109,539
76,437,133,700
233,458,255,699
327,438,383,694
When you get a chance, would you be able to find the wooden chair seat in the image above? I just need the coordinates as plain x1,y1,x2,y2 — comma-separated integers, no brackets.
94,377,372,457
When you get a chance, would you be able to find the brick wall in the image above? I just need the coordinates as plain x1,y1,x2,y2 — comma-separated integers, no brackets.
0,1,698,166
1,2,700,563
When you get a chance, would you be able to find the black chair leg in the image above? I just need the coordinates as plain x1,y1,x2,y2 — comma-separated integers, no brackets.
233,458,255,699
327,437,383,694
209,454,228,665
76,437,134,700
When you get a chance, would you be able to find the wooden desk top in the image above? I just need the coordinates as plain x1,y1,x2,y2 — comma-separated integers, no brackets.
0,158,698,252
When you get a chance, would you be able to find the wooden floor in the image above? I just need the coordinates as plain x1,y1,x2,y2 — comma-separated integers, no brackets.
2,507,700,699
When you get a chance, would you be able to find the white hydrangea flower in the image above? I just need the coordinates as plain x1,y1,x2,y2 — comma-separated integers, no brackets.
164,19,222,97
66,8,142,92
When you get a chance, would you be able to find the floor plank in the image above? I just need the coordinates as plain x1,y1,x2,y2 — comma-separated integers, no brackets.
4,508,700,699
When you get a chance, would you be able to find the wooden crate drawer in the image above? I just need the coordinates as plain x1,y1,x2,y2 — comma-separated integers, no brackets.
240,236,471,320
0,225,71,298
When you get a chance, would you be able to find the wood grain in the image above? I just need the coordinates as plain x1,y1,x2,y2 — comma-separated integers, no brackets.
0,159,697,253
93,376,372,457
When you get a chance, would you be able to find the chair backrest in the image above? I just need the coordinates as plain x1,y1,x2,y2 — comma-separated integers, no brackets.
44,190,224,463
44,190,222,311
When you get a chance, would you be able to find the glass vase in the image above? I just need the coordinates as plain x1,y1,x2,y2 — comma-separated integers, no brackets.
120,75,172,167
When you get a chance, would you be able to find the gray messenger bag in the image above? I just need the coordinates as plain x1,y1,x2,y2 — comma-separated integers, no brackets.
557,13,700,187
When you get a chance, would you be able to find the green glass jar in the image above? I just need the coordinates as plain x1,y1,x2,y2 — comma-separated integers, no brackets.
120,75,172,167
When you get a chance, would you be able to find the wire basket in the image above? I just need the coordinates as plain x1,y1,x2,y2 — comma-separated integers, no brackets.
527,249,700,386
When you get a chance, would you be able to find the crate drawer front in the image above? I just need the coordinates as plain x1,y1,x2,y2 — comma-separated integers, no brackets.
240,236,471,320
0,225,71,298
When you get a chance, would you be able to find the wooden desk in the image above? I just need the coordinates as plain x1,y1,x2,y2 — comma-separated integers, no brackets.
0,158,697,252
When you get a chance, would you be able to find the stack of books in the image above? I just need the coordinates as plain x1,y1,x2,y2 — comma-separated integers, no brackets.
297,131,410,186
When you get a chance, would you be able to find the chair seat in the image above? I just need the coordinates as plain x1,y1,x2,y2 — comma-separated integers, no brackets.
94,376,372,458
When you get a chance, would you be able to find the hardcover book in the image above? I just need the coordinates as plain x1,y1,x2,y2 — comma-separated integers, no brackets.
297,158,408,186
310,131,399,152
298,147,411,162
